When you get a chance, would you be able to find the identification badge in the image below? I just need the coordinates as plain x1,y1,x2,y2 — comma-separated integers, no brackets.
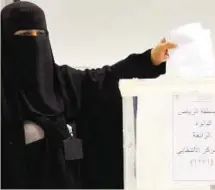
63,137,83,160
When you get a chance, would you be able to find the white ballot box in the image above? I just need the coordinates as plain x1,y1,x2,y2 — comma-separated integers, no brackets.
119,78,215,190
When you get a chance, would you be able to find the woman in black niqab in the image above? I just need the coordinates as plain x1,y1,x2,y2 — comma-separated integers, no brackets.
2,1,63,115
1,2,76,189
1,1,174,189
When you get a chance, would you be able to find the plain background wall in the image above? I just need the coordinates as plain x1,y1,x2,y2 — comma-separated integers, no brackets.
1,0,13,11
23,0,214,69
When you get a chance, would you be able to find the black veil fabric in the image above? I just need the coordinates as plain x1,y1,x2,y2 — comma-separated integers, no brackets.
1,1,64,116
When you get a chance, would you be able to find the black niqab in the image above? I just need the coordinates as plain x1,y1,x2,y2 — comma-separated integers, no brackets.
2,1,63,116
1,2,73,188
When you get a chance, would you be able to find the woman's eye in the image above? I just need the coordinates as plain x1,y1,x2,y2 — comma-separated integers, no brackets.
38,31,46,36
19,32,32,36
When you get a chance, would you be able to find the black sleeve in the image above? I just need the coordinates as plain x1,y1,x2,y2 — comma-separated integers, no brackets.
111,49,166,79
60,48,165,88
58,48,166,121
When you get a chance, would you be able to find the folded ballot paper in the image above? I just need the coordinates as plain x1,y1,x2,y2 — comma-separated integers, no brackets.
166,23,215,78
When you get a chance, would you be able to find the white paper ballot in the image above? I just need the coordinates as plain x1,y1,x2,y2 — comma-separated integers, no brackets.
173,23,204,40
166,23,215,78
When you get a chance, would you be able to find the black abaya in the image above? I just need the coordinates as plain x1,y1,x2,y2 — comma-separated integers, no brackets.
1,1,166,189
